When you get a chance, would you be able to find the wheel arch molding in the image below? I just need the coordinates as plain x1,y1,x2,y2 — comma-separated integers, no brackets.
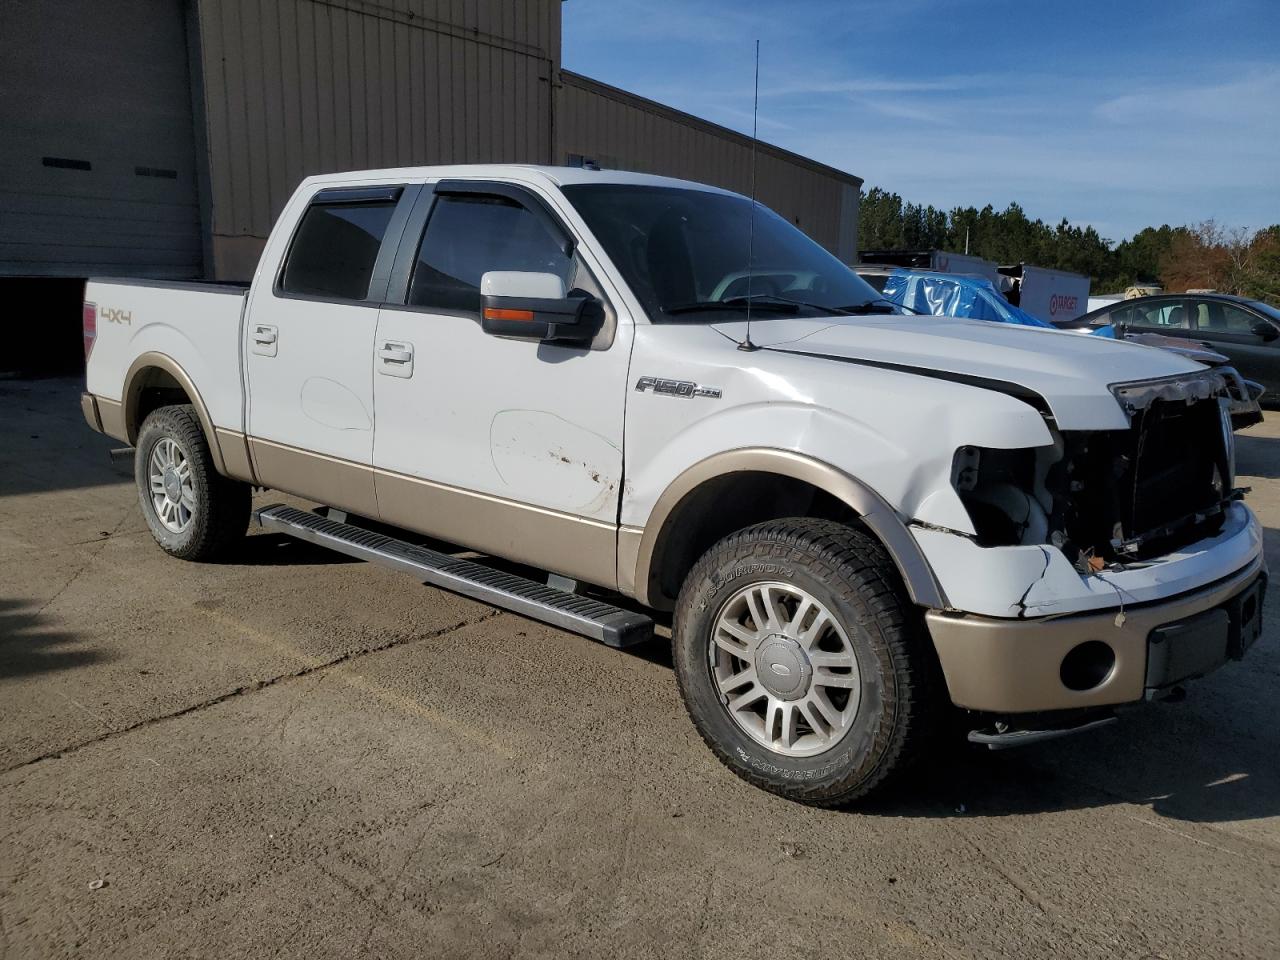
122,352,228,476
626,448,946,611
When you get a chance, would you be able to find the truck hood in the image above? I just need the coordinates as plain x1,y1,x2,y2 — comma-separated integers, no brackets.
711,315,1204,430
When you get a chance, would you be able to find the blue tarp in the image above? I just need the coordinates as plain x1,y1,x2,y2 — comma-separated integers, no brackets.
880,269,1054,328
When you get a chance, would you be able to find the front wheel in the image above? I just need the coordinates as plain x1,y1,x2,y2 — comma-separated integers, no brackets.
135,404,250,561
673,518,938,806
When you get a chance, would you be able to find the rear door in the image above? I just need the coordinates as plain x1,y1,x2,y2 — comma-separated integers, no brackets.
370,179,633,588
1189,299,1280,394
244,184,416,516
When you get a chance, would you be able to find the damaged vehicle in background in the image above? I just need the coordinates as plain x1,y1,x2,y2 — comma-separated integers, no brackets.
856,266,1264,429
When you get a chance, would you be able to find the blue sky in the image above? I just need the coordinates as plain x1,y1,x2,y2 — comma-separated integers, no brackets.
562,0,1280,243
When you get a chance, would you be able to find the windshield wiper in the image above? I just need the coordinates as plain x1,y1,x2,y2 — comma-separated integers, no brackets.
666,295,850,316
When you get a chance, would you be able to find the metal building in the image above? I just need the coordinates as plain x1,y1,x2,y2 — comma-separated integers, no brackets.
1,0,860,298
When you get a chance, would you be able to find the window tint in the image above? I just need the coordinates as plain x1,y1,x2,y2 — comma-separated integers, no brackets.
408,195,574,312
280,201,398,300
1132,301,1189,329
1194,301,1265,333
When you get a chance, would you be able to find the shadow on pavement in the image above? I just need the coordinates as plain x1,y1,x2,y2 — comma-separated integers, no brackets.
1236,432,1280,480
231,531,362,566
856,700,1280,826
0,598,108,679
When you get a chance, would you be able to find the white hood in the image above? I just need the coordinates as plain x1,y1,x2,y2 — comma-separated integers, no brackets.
711,315,1205,430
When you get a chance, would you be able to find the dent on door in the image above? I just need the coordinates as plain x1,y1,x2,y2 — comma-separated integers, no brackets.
490,409,621,517
300,377,372,431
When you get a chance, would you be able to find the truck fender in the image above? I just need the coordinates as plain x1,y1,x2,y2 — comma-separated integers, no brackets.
122,352,238,479
623,448,946,611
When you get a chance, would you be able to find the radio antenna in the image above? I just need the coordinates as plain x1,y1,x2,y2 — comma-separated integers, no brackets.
738,39,761,352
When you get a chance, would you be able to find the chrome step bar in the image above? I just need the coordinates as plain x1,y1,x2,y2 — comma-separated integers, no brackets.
254,504,653,648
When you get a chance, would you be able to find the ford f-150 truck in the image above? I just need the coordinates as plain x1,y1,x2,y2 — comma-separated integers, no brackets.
81,164,1266,806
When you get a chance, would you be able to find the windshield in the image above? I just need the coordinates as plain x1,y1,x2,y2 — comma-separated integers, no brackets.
561,183,882,322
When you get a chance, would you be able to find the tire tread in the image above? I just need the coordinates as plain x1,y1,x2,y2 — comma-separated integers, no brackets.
673,518,940,806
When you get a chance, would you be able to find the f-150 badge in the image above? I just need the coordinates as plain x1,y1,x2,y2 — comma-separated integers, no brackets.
634,377,722,399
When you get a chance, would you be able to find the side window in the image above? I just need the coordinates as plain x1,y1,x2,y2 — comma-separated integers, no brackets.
1133,301,1189,329
408,195,575,312
1195,301,1266,333
1104,305,1134,327
280,199,398,300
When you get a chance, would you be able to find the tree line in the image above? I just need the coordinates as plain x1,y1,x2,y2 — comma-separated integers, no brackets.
858,186,1280,303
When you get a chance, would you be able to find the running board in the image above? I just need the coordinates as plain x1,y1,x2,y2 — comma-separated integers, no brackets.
254,504,653,648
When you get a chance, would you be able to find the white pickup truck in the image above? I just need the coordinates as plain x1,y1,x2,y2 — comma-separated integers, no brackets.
82,164,1265,805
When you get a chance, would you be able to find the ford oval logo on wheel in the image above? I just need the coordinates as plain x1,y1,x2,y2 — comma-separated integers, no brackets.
770,663,793,677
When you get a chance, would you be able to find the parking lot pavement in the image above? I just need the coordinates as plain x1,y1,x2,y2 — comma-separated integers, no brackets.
2,377,1278,960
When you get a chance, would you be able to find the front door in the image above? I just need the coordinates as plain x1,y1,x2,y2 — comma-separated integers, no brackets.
245,185,412,516
371,180,633,588
1189,299,1280,395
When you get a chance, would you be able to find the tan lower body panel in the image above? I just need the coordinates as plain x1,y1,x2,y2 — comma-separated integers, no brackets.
249,438,380,518
80,392,103,433
376,471,617,590
925,555,1264,713
246,438,617,589
96,397,127,444
215,428,255,484
617,526,643,598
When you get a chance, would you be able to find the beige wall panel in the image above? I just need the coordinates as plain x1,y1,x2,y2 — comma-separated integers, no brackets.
196,0,560,278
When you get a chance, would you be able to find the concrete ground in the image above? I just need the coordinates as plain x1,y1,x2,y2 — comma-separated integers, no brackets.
1,377,1278,960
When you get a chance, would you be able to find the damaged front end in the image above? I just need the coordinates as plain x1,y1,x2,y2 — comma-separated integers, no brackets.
951,370,1239,574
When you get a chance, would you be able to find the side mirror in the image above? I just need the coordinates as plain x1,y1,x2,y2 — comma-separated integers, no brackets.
1250,319,1278,342
480,271,602,344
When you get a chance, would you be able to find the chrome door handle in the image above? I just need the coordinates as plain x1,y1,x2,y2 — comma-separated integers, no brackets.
380,348,412,363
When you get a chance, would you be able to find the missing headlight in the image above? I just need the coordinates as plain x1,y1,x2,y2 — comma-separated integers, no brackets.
952,394,1233,570
950,445,1049,547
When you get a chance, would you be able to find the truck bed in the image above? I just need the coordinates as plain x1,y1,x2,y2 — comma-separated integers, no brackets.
84,277,248,438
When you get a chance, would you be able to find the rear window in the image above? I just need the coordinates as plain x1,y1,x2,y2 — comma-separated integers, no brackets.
280,200,398,300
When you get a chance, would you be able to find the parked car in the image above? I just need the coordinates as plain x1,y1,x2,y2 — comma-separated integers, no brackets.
1061,293,1280,402
81,165,1265,806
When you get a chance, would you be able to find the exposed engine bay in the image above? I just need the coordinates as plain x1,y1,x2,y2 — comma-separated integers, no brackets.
952,371,1238,573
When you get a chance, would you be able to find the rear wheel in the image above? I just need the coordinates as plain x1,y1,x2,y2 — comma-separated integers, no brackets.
673,518,938,806
135,404,249,561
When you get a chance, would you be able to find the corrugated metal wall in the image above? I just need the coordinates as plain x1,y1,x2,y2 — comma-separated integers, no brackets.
194,0,562,278
557,72,861,259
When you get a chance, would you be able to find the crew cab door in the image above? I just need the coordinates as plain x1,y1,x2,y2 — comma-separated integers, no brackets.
371,180,633,588
244,184,416,516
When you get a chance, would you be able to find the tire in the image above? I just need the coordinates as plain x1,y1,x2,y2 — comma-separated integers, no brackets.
673,518,939,806
134,404,250,561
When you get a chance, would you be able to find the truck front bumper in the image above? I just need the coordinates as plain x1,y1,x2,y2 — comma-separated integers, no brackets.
926,554,1266,713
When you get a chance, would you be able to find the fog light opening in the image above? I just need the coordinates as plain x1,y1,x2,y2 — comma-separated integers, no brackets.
1060,640,1116,692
